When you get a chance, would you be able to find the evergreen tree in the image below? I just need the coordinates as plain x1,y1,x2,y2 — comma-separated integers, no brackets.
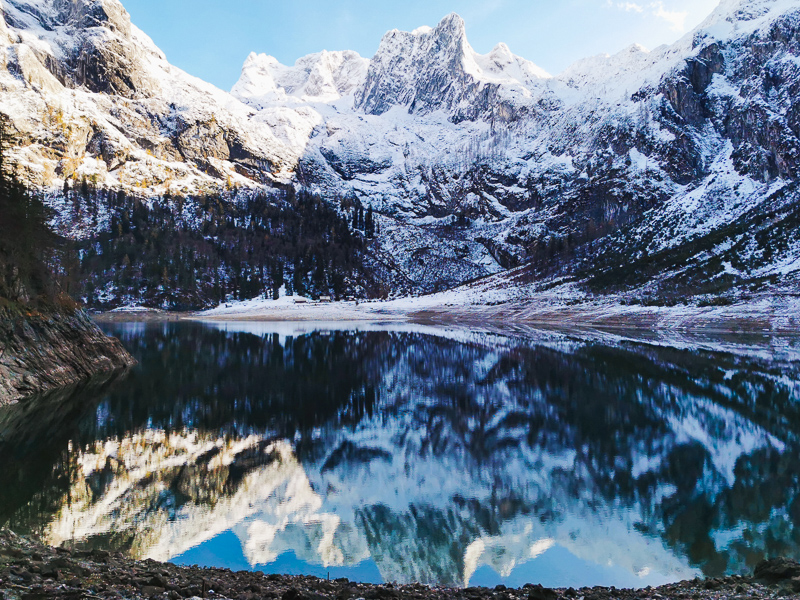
313,253,326,295
59,185,376,309
271,260,284,300
365,207,375,238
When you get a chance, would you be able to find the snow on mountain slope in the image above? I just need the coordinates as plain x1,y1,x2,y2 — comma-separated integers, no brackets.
476,43,551,87
699,0,800,38
3,0,800,298
228,50,369,161
290,0,800,295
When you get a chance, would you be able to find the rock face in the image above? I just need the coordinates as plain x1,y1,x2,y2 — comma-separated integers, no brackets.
0,0,296,193
754,557,800,583
353,13,549,120
0,305,136,405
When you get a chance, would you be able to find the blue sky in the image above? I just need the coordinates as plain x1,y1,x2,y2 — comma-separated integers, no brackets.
123,0,721,91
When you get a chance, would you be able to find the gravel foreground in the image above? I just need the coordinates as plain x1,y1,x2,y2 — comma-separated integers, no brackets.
2,531,800,600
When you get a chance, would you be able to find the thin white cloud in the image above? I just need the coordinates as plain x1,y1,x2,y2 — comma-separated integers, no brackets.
618,2,644,12
650,1,689,31
605,0,644,12
606,0,689,31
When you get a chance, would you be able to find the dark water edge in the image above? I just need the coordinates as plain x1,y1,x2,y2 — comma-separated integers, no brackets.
6,529,800,600
1,321,799,589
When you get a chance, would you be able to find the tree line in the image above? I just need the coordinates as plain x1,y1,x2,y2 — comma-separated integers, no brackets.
62,185,383,310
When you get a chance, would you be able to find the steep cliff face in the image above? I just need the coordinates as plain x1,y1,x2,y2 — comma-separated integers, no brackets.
353,14,549,121
0,304,135,404
0,0,296,192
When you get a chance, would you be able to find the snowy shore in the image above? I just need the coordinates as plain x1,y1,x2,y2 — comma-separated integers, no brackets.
187,290,800,335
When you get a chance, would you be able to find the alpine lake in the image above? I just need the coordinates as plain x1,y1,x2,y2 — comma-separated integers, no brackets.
1,320,799,590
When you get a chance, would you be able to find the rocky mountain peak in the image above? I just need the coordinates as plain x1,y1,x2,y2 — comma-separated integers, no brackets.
353,12,549,119
232,48,368,107
489,42,513,60
54,0,131,36
432,12,468,42
2,0,157,98
477,41,550,87
232,52,289,104
0,0,301,194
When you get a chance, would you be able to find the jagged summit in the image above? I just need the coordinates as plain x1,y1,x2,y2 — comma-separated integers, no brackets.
229,11,551,120
351,12,550,117
354,12,474,116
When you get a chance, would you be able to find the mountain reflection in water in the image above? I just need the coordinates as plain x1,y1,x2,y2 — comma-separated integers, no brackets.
1,321,799,589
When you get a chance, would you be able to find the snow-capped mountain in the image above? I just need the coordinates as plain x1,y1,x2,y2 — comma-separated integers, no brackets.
1,0,799,299
353,13,550,119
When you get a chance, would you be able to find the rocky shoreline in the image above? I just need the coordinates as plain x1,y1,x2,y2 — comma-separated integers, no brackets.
0,304,136,405
1,530,800,600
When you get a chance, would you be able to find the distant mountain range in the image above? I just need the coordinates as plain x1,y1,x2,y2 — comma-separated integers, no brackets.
1,0,799,304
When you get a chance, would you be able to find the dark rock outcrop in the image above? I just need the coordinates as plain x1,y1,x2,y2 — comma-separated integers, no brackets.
753,558,800,593
754,558,800,582
0,304,135,405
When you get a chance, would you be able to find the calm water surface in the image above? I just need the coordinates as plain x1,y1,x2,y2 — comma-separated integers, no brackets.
1,321,800,589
